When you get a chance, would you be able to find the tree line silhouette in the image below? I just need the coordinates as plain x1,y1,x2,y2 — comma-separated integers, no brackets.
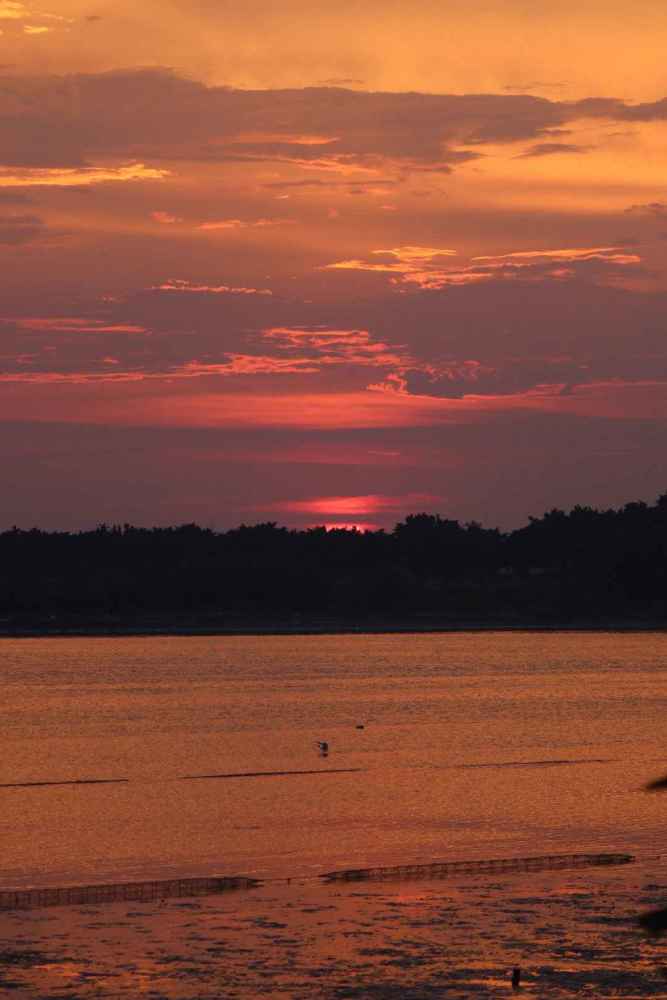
1,493,667,628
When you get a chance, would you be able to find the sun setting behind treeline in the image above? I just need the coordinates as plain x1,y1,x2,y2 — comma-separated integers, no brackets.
2,492,666,630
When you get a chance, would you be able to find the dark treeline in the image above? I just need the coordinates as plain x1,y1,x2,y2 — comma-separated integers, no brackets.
2,493,667,628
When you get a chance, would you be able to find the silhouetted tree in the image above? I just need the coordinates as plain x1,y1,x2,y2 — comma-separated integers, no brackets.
1,492,667,625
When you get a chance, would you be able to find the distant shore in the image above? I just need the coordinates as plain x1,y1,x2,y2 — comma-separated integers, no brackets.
1,615,666,638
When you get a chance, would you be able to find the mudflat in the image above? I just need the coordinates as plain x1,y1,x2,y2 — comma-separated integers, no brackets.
1,860,666,998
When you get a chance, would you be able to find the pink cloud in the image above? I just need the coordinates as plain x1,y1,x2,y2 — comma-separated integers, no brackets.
259,492,441,516
177,356,320,376
262,326,410,367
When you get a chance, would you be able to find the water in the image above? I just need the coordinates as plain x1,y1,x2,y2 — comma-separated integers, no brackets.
1,631,666,888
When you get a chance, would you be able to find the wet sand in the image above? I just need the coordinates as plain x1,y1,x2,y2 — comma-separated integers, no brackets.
2,860,667,998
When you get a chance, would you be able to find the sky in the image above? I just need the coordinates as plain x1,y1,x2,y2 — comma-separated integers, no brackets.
2,0,667,531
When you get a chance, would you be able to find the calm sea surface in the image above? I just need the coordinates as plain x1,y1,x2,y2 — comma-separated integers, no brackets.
1,632,666,888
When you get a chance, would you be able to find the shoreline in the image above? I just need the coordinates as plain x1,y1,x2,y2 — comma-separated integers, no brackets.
2,619,667,638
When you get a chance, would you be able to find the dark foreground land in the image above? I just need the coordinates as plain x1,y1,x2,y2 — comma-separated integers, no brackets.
2,492,667,636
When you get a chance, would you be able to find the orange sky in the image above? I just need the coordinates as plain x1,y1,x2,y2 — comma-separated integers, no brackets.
1,0,667,529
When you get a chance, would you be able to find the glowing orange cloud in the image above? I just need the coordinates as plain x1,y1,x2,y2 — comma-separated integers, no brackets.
0,1,28,18
473,247,641,263
373,246,458,261
323,259,418,274
0,164,169,188
324,244,642,290
0,0,68,21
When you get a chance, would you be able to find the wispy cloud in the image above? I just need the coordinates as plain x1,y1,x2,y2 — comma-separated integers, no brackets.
0,1,28,18
625,202,667,216
373,246,458,261
197,217,294,231
324,245,642,290
263,326,409,367
473,246,638,262
7,317,147,333
518,142,593,158
151,210,182,224
151,279,272,296
0,163,169,188
0,0,68,19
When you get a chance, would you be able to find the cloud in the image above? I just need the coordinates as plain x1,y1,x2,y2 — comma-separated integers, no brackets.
390,357,583,400
197,217,293,231
0,1,24,17
262,326,409,367
263,179,398,191
0,0,70,34
0,309,414,385
323,244,642,291
318,78,365,87
373,246,458,261
7,317,147,333
151,210,181,224
473,246,638,262
4,68,665,177
151,279,272,296
0,371,146,383
0,163,169,187
0,256,663,412
625,202,667,216
323,258,421,274
518,142,593,157
178,356,321,376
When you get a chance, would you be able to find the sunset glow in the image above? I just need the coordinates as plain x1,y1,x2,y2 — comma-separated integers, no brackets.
1,1,667,530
